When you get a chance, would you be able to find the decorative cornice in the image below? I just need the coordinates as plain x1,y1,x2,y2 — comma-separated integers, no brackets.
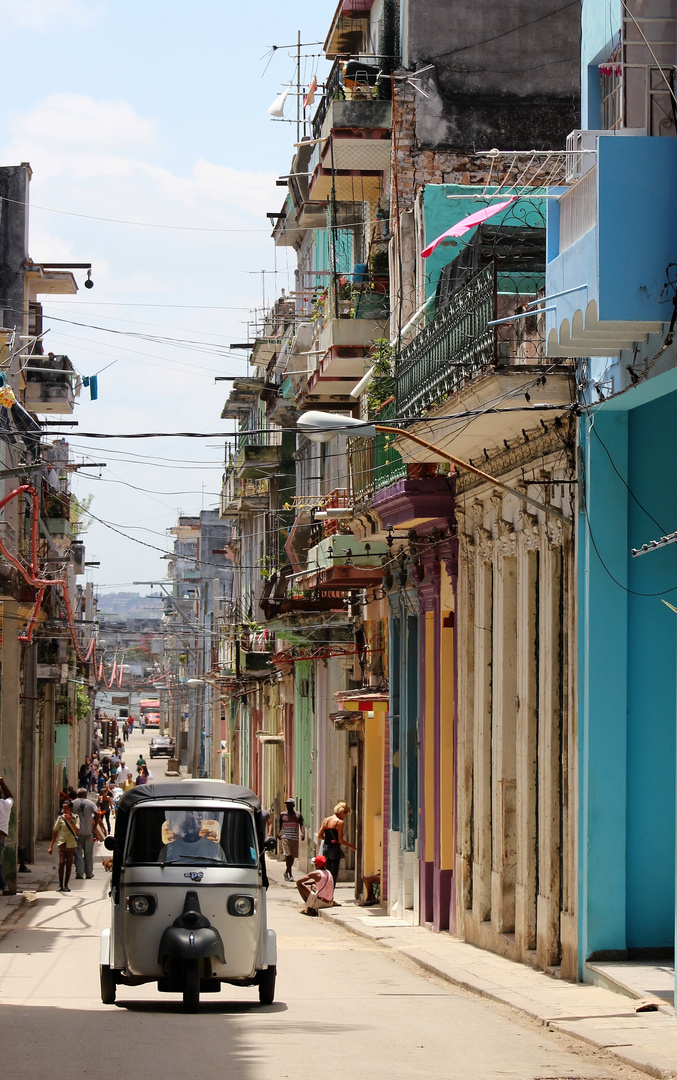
455,422,575,498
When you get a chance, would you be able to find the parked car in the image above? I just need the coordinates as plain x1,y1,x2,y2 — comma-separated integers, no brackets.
149,736,176,759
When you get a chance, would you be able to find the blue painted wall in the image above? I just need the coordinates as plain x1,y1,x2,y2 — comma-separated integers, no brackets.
579,408,629,964
546,137,677,341
581,0,621,128
579,389,677,968
625,391,677,947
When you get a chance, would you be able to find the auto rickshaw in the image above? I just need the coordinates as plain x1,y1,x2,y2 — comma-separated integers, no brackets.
99,779,277,1012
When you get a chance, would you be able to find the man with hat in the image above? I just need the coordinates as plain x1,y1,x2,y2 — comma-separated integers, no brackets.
296,855,334,916
277,797,305,882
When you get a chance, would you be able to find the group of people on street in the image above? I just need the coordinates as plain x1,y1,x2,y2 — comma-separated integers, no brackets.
274,797,380,915
48,738,152,893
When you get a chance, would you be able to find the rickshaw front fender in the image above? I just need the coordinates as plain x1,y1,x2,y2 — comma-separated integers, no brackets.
158,925,225,964
100,927,112,967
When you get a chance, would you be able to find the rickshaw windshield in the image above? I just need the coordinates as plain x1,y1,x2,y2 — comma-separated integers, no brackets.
125,806,258,867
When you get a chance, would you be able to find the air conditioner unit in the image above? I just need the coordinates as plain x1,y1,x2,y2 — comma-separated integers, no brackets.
565,128,646,183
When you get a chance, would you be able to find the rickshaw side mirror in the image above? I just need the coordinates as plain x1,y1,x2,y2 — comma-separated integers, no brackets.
263,836,276,852
104,835,116,851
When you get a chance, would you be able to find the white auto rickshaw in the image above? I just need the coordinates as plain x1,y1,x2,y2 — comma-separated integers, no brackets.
99,780,277,1012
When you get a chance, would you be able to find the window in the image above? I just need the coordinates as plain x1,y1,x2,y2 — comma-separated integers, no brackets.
600,45,623,130
125,806,258,867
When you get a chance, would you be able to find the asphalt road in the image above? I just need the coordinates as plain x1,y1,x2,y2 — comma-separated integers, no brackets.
0,731,650,1080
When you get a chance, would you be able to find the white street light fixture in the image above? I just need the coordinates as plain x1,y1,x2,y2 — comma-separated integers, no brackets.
297,411,568,523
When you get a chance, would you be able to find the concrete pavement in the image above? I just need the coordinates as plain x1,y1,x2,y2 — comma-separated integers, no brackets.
268,865,677,1080
4,840,677,1077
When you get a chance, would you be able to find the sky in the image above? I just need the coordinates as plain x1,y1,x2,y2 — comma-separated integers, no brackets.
0,0,334,595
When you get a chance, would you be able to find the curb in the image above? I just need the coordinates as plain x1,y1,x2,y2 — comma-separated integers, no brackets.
317,906,677,1080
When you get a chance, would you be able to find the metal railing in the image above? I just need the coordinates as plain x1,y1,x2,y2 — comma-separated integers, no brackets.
559,166,597,253
312,60,342,140
396,265,495,420
350,402,405,504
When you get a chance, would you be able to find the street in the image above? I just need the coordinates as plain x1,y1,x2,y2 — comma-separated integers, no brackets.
0,737,650,1080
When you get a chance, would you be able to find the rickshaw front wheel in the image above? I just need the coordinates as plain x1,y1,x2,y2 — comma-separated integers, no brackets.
182,960,200,1013
258,965,276,1005
100,964,116,1005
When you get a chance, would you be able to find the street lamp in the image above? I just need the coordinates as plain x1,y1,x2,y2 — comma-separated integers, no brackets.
297,410,568,524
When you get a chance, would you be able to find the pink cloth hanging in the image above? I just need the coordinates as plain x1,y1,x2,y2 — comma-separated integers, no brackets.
420,196,518,258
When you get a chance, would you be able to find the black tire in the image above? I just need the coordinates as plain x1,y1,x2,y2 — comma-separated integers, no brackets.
100,964,116,1005
183,960,200,1013
258,965,276,1005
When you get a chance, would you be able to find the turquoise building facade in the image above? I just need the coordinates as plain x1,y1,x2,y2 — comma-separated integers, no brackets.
546,0,677,989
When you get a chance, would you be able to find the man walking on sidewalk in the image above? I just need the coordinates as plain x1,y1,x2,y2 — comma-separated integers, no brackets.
277,797,305,882
72,788,99,880
0,776,13,895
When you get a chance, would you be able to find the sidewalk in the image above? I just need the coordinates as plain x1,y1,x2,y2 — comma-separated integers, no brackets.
279,871,677,1079
0,840,58,930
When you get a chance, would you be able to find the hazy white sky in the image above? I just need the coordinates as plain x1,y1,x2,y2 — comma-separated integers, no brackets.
0,0,332,593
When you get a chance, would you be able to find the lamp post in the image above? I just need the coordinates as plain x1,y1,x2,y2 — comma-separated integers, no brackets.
296,411,568,524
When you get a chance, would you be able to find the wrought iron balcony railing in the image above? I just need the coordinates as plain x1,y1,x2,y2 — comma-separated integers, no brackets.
396,265,495,421
396,260,547,420
349,401,405,506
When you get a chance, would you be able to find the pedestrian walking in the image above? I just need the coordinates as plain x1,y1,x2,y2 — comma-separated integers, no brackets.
122,770,135,792
317,802,356,885
97,787,113,835
135,765,150,786
48,799,80,892
0,775,14,895
123,719,130,742
296,854,334,916
277,797,305,881
72,788,99,879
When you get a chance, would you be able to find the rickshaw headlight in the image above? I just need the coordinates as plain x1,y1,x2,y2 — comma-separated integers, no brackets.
126,894,155,916
228,894,255,917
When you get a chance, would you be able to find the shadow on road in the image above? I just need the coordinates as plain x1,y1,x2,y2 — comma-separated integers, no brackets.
1,1003,268,1080
118,998,288,1014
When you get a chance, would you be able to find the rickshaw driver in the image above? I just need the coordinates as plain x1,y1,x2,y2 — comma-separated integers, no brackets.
160,811,226,863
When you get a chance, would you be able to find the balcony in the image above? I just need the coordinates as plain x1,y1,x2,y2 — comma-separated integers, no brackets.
349,399,407,506
234,437,282,480
305,534,388,591
24,354,78,414
396,265,496,420
259,565,346,619
394,250,573,460
302,308,388,401
546,135,676,358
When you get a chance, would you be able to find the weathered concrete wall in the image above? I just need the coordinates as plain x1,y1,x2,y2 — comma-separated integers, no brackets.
0,166,30,345
406,0,581,151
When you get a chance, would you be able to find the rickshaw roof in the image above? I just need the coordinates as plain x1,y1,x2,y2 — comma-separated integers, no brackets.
117,779,261,815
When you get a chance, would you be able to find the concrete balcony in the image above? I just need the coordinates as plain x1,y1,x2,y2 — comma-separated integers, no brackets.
234,442,281,479
546,136,675,358
23,354,78,414
305,316,388,399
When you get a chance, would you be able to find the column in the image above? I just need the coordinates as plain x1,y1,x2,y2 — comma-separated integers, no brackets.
472,544,493,923
491,548,517,935
515,533,539,955
455,534,475,929
537,532,562,968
